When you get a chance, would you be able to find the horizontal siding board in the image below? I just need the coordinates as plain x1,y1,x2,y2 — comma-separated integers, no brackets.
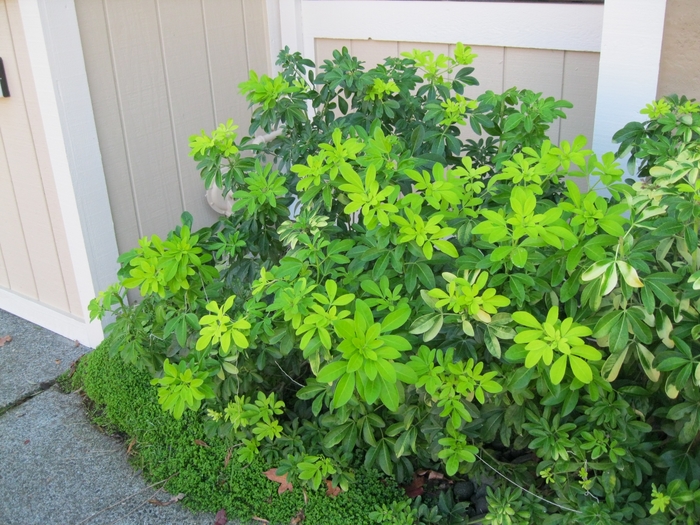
105,0,183,241
157,0,218,230
75,0,140,254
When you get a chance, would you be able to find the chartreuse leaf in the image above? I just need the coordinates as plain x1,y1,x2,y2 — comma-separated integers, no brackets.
512,311,541,329
333,373,356,408
569,355,593,383
325,299,415,410
550,355,567,384
317,360,348,383
511,307,600,384
381,303,411,332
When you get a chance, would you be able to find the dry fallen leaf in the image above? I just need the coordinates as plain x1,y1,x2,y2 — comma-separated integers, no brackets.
23,439,30,445
149,492,185,506
0,335,12,347
417,468,444,480
73,340,80,347
126,437,137,456
252,517,270,524
324,479,342,498
224,447,232,468
404,473,425,498
263,468,293,494
290,509,305,524
214,509,228,525
194,439,210,448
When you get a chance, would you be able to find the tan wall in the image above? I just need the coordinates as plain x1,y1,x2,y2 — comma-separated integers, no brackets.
74,0,271,254
0,0,82,317
316,39,600,146
657,0,700,100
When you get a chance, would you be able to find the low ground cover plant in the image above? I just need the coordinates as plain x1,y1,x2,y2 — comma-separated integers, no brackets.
71,342,406,524
89,44,700,524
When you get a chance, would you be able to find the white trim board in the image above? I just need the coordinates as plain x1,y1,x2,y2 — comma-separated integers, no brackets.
293,1,604,62
592,0,668,164
17,0,120,344
0,288,103,347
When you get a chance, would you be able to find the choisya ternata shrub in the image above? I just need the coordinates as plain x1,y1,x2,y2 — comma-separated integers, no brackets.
90,44,700,524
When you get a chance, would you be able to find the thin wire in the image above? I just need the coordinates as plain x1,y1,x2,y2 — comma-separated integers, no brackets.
475,453,582,515
275,361,305,387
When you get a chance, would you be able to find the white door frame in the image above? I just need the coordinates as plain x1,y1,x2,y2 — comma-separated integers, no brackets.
4,0,120,347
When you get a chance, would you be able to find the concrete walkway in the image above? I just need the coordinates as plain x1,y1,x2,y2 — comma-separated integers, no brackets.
0,309,215,525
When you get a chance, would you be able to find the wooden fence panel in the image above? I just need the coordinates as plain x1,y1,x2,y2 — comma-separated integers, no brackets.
75,0,271,253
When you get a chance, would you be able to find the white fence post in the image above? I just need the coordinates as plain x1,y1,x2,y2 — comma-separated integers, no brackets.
592,0,668,164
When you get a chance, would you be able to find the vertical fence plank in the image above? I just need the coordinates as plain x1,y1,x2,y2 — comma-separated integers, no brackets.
351,39,398,68
74,0,140,254
561,51,600,145
104,0,183,241
504,47,565,144
456,44,504,99
243,0,271,78
203,0,251,132
156,0,218,230
315,38,352,67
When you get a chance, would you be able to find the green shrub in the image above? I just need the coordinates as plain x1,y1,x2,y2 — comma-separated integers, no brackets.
89,44,700,524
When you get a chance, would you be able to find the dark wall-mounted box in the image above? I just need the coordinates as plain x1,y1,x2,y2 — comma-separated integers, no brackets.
0,58,10,97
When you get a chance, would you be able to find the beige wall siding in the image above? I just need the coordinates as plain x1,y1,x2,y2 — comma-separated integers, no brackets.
657,0,700,100
74,0,271,254
0,0,82,317
315,39,600,146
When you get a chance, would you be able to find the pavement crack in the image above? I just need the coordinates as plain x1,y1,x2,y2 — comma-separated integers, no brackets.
0,380,57,417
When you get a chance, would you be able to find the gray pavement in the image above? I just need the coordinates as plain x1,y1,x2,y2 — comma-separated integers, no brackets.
0,309,215,525
0,308,87,412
